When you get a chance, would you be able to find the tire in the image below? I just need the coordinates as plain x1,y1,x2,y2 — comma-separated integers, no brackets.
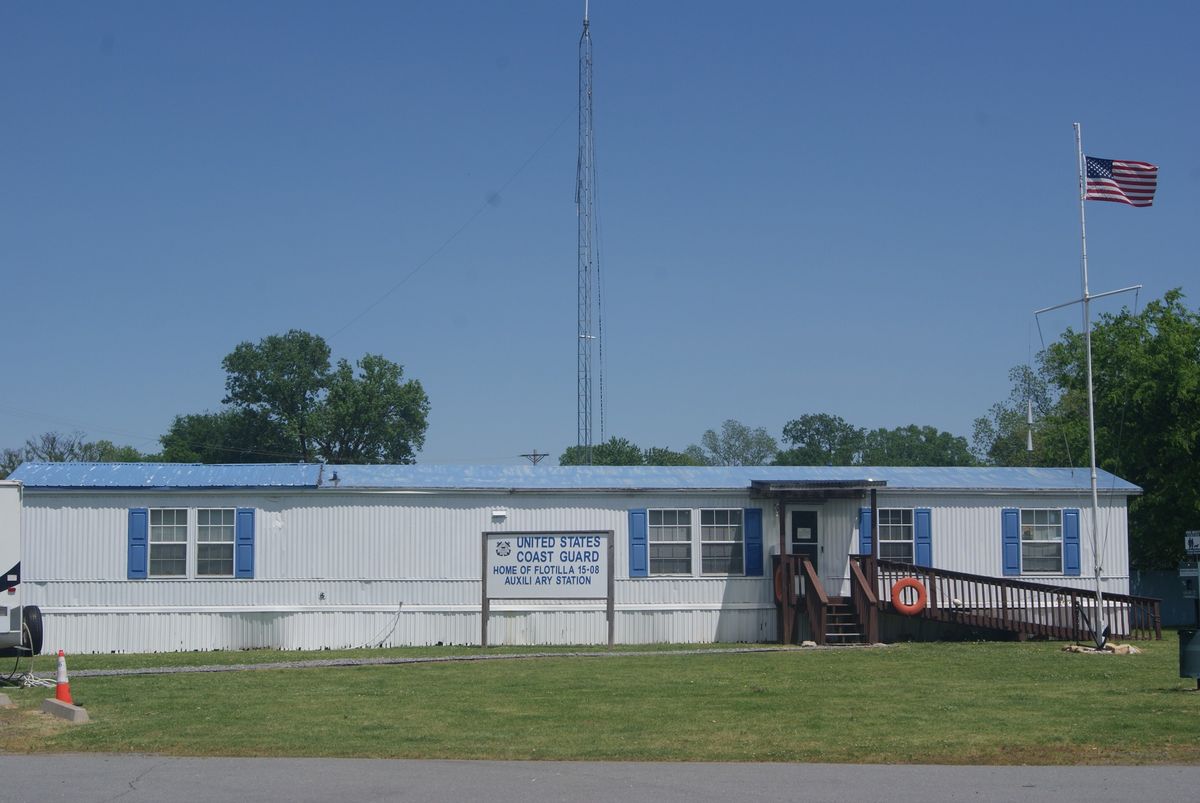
21,605,43,656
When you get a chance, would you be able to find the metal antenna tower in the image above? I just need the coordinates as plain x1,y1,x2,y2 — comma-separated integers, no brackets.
575,1,604,463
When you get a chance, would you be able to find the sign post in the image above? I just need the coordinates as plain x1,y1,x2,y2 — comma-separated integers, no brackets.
1186,532,1200,627
481,530,614,648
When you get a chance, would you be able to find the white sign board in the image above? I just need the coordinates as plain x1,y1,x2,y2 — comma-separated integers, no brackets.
485,532,610,599
1186,531,1200,556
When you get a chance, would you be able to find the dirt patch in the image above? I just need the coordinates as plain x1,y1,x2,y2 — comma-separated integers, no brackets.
0,704,76,752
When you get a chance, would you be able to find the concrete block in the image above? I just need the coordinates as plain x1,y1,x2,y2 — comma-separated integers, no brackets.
0,693,13,708
41,698,89,723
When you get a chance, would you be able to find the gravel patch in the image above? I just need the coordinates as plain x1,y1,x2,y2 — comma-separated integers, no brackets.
35,643,888,679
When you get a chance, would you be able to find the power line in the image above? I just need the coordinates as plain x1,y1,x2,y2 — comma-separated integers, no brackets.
329,108,575,340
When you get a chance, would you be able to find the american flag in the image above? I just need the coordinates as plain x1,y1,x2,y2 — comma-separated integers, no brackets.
1085,156,1158,207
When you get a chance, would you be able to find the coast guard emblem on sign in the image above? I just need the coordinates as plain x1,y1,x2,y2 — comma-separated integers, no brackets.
495,541,511,557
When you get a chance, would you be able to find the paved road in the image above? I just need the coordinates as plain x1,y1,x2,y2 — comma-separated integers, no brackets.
0,755,1196,803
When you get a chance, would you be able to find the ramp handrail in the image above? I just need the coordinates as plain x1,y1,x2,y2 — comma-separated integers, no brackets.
855,557,1161,641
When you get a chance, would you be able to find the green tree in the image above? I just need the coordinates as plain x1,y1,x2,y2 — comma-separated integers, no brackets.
775,413,864,466
159,409,296,463
971,365,1059,466
222,330,332,462
313,354,429,464
1044,290,1200,569
215,331,430,465
642,446,707,466
691,420,778,466
560,436,645,466
1,449,24,479
860,424,976,466
976,290,1200,568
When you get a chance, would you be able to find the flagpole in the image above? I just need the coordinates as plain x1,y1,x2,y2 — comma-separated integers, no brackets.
1075,122,1108,648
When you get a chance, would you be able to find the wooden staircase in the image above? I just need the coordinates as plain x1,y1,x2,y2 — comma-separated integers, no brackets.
823,597,865,644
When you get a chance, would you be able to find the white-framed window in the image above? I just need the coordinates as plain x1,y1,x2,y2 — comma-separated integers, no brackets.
149,508,188,577
1020,509,1062,573
648,509,691,574
196,508,236,577
701,509,744,575
878,508,914,564
148,507,236,578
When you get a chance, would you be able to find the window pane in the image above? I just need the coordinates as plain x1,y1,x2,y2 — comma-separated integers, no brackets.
648,510,692,574
197,544,234,576
149,543,186,577
701,543,744,574
876,510,913,560
1023,542,1062,573
880,542,914,563
1020,509,1063,572
649,542,691,574
198,508,235,543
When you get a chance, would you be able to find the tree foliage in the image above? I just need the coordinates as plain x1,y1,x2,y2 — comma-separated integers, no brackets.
692,420,778,466
971,365,1057,466
974,290,1200,569
860,425,975,467
159,409,296,463
314,355,430,464
222,330,332,462
559,438,707,466
643,445,708,466
182,330,430,465
0,430,150,478
776,413,974,467
776,413,863,466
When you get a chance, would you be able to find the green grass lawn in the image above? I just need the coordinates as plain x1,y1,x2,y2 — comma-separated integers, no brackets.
2,640,1196,764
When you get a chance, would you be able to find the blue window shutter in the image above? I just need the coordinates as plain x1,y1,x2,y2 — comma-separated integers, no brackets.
914,508,932,568
128,508,148,580
235,508,256,579
743,508,763,576
858,507,872,556
1063,508,1081,576
628,509,648,578
1002,508,1021,576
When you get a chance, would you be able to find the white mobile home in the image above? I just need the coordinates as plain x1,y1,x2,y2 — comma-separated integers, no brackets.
9,462,1158,653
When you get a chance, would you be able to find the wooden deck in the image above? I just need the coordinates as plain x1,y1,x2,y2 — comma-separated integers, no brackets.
779,555,1162,645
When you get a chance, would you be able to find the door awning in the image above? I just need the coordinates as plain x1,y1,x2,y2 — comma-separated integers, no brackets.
748,478,886,500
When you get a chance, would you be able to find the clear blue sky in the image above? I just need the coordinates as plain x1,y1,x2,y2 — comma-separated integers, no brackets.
3,1,1197,464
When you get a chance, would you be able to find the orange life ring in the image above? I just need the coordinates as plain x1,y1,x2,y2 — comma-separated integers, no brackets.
774,565,785,603
891,577,927,616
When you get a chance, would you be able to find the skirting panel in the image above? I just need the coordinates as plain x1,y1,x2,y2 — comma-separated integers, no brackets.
39,607,780,654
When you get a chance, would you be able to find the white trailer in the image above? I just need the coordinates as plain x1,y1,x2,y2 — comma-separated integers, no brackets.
0,480,42,657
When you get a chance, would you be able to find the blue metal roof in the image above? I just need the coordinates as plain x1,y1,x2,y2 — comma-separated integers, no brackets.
323,464,1141,493
9,462,322,489
8,462,1140,494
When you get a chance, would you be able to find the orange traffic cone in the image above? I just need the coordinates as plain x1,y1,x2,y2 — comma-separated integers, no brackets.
54,649,73,705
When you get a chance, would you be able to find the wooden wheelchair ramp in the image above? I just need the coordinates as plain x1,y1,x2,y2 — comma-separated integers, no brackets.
782,556,1162,645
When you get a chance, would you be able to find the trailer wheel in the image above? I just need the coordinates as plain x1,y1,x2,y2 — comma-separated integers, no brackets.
21,605,43,656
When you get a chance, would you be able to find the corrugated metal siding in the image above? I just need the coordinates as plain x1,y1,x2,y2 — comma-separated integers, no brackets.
23,490,778,651
870,492,1130,594
20,486,1132,653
